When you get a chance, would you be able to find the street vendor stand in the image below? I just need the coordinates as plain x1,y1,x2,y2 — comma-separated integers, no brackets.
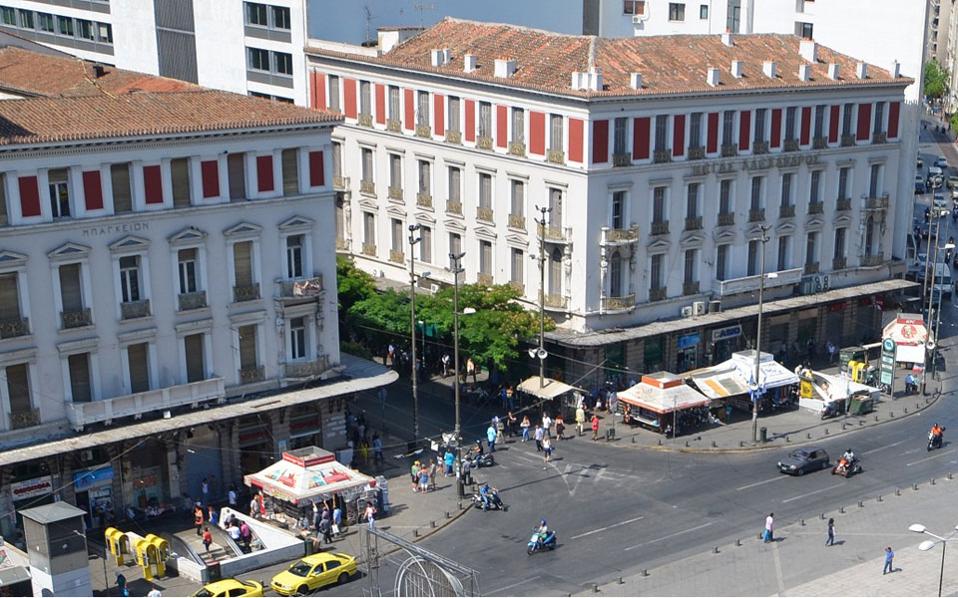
516,376,584,419
617,373,710,435
243,446,375,530
688,350,799,415
796,369,879,416
882,314,928,369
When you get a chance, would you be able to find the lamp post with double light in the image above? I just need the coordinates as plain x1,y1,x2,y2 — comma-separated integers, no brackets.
407,224,427,442
908,523,958,597
751,225,773,443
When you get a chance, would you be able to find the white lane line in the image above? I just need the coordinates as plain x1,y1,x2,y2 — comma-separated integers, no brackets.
570,515,646,540
782,483,844,504
862,439,907,455
487,575,542,595
907,449,956,467
624,521,714,551
737,476,788,491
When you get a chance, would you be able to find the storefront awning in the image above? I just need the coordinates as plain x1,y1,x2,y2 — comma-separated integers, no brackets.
243,446,373,506
688,351,798,399
618,374,710,415
517,377,583,400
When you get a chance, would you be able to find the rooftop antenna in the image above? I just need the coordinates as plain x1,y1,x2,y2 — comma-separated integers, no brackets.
363,4,374,45
412,2,436,29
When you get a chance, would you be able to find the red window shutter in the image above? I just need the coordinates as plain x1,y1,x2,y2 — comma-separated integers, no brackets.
343,78,357,119
706,112,719,154
828,105,840,143
496,105,508,148
82,170,103,210
434,94,445,137
888,101,901,139
856,103,871,141
18,176,40,217
312,71,326,110
529,111,545,155
256,156,274,192
143,165,163,204
672,114,685,158
464,99,476,142
739,110,751,151
200,160,220,198
403,88,414,130
592,119,609,164
309,151,325,187
569,118,584,162
375,84,386,125
632,117,650,160
800,106,812,146
770,109,782,148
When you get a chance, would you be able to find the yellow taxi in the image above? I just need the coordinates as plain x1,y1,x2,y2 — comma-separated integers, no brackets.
270,552,358,596
192,578,264,597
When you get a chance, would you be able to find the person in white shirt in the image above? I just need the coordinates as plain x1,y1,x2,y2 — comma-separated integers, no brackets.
228,485,237,507
147,586,162,598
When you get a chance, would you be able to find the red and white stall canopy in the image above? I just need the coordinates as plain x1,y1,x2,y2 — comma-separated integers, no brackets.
244,446,373,506
618,373,710,415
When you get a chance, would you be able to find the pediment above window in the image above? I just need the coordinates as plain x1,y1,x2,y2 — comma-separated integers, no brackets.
108,235,150,254
278,216,315,232
0,250,28,268
168,226,208,247
47,242,91,261
223,222,263,239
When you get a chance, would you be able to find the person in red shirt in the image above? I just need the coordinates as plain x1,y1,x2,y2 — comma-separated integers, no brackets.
202,526,213,552
591,414,600,441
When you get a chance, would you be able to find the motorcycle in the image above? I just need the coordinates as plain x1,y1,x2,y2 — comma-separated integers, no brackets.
472,492,507,512
527,529,557,555
831,457,863,478
820,401,844,420
465,447,495,468
928,429,946,451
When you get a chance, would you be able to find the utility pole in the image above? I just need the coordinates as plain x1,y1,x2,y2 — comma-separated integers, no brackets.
449,251,466,498
408,224,421,442
533,205,552,388
752,225,770,443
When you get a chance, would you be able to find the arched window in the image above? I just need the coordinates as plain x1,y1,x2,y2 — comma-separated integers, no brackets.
609,251,623,297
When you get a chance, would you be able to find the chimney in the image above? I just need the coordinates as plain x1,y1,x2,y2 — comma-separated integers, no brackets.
463,53,477,73
799,39,818,63
721,32,733,47
890,59,901,78
731,60,744,78
430,48,451,67
827,63,840,80
763,61,777,79
798,64,811,82
572,68,603,91
494,58,517,78
590,66,603,91
93,64,105,78
856,62,868,79
630,72,643,89
707,67,721,87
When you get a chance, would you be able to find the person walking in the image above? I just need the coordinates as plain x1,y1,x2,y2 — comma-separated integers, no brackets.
506,411,517,438
443,448,455,476
418,468,430,493
591,414,600,441
883,546,895,574
364,503,377,531
249,495,259,519
486,423,497,453
372,433,384,466
534,425,544,452
202,526,213,552
542,413,553,438
201,477,210,506
555,414,565,441
332,505,343,535
193,504,204,536
825,518,836,546
576,405,586,436
542,435,553,468
227,485,238,508
319,516,333,545
147,585,162,598
520,415,531,442
441,353,451,377
764,513,774,543
207,505,218,527
466,357,477,387
410,460,421,491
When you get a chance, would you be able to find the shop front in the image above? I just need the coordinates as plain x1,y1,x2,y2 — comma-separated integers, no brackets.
287,407,323,451
73,464,114,529
709,324,744,365
238,415,275,475
10,472,54,541
675,333,700,373
126,439,170,513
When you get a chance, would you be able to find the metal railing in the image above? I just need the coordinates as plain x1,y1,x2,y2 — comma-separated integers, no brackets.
509,141,526,157
605,226,639,243
649,287,667,302
508,214,525,229
804,262,820,275
612,153,631,167
415,123,432,138
477,136,493,150
446,200,463,215
360,179,376,195
684,216,703,231
807,202,824,215
232,284,260,303
832,257,847,270
718,213,735,226
445,130,462,144
361,243,377,257
389,249,405,264
120,299,151,320
543,294,568,310
283,355,330,379
779,204,795,218
476,206,494,222
752,141,769,155
653,149,672,164
547,149,565,164
601,294,635,311
238,366,265,385
388,186,403,201
721,144,738,157
688,146,705,160
682,281,700,295
177,291,207,311
836,198,852,211
358,113,373,127
61,309,91,330
8,408,39,430
650,221,669,235
386,118,401,133
749,208,765,222
416,192,433,209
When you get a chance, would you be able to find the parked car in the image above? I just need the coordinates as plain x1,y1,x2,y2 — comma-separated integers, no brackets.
947,175,958,189
193,579,264,597
936,156,949,169
916,175,928,195
934,193,949,210
917,157,924,170
271,552,358,596
777,447,830,475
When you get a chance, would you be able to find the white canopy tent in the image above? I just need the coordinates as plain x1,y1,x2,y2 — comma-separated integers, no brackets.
689,351,799,400
797,370,881,413
618,376,710,414
517,377,583,400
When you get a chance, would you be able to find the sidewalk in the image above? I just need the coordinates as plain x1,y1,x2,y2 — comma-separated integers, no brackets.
581,476,958,596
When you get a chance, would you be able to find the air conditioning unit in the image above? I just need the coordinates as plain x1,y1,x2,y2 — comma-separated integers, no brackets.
693,301,707,316
681,305,694,318
708,299,722,314
430,283,441,292
632,14,644,23
80,450,94,462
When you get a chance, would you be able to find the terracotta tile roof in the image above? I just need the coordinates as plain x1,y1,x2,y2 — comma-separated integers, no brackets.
0,47,340,145
309,17,911,98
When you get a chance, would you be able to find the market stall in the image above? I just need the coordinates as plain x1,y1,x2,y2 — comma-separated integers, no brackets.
617,372,711,435
796,369,880,415
688,350,799,414
882,314,928,367
516,376,585,418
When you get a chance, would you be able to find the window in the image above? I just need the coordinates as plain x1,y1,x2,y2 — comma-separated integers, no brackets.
389,154,402,191
689,112,702,150
623,0,645,14
248,47,269,71
233,241,254,289
417,90,429,126
479,173,492,210
286,235,304,279
716,244,729,280
722,110,735,145
479,240,492,276
686,183,699,219
170,158,190,207
511,248,523,285
548,187,563,228
420,226,432,263
777,236,790,271
388,86,400,121
328,75,340,111
418,160,431,195
1,7,14,26
274,52,293,76
391,218,403,253
550,114,563,152
448,96,461,133
48,169,70,218
747,240,758,276
18,9,33,29
613,117,627,155
549,248,562,295
805,232,818,266
512,108,525,144
842,103,854,135
610,251,623,297
810,171,823,205
781,173,793,207
448,166,461,201
668,2,685,21
228,153,246,200
869,164,882,197
727,0,741,32
684,249,697,285
271,5,291,29
873,101,885,135
127,343,150,393
178,248,198,294
96,22,112,43
57,15,73,36
0,273,20,324
478,102,492,138
838,167,850,200
796,21,813,39
814,105,826,139
511,180,524,218
281,148,299,196
719,180,732,215
448,233,462,268
119,255,141,303
750,176,763,210
332,142,343,179
652,186,666,223
784,107,797,141
111,163,132,213
246,2,268,26
5,364,32,424
650,254,664,292
361,148,373,185
238,325,258,374
360,81,371,117
611,191,625,229
699,4,708,18
833,228,846,260
184,333,206,383
68,353,92,403
754,109,767,143
865,215,875,255
654,114,668,152
59,263,84,315
37,12,54,33
363,212,376,246
289,317,306,360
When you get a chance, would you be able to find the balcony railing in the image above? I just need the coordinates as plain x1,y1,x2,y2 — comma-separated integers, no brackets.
415,123,432,138
177,291,207,312
547,149,565,165
445,130,462,144
749,208,765,222
718,213,735,226
61,308,92,329
238,366,265,385
446,200,463,215
836,198,852,211
65,377,225,431
601,294,635,312
477,273,494,286
361,243,377,257
808,202,824,215
358,113,373,128
416,192,433,209
476,206,494,223
604,226,639,243
283,355,330,380
873,132,887,144
508,214,526,229
653,150,672,164
8,408,40,430
712,266,803,296
389,249,405,264
784,139,799,152
233,284,260,303
336,238,348,251
543,225,570,243
688,146,705,160
804,262,820,275
360,179,376,195
812,136,827,149
650,221,669,235
333,175,349,190
277,276,323,301
864,194,890,210
477,135,493,150
612,152,631,167
861,255,884,267
832,257,847,270
841,134,856,147
779,204,795,218
721,144,738,157
684,216,703,231
120,299,151,320
386,118,401,132
388,186,403,201
753,141,769,155
543,294,568,311
509,141,527,157
508,280,524,294
649,287,667,302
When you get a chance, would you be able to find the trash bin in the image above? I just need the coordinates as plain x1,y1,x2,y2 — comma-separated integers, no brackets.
760,427,768,442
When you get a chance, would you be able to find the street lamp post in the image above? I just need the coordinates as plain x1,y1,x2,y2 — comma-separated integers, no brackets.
449,251,466,498
533,205,552,389
752,225,771,443
408,224,422,442
932,241,954,382
908,523,958,597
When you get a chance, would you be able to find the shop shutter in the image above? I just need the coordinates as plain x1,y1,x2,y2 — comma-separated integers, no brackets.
59,264,83,312
17,176,40,217
800,106,812,145
184,333,205,383
82,171,103,211
828,105,840,143
256,155,274,192
464,99,476,142
0,273,19,320
375,83,386,124
200,160,219,199
171,158,191,206
281,149,299,196
770,108,782,148
143,165,163,204
739,110,751,151
343,78,357,119
888,101,900,139
568,118,584,162
496,105,508,148
529,111,545,155
111,163,133,213
308,151,324,187
632,117,650,160
233,241,253,287
672,114,685,158
404,88,414,130
591,119,608,164
856,103,872,141
706,112,719,153
127,343,150,393
68,353,92,403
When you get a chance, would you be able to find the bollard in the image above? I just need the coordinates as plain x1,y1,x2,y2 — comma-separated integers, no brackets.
914,483,919,491
740,441,745,447
414,529,420,537
758,532,764,540
839,506,845,513
736,538,742,546
685,440,690,447
890,412,894,418
458,501,462,510
896,488,901,496
592,583,599,593
713,546,719,554
824,428,829,435
786,436,791,443
904,407,908,414
878,495,883,502
807,433,812,439
642,570,649,577
842,423,847,430
712,441,717,448
858,500,864,508
949,473,954,480
820,513,826,520
618,577,624,585
446,511,451,519
932,478,937,485
800,519,805,526
430,520,436,528
875,415,879,422
859,421,864,426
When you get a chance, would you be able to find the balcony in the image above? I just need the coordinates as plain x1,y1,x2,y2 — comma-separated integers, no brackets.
509,214,526,229
389,249,405,264
836,198,852,211
807,202,824,215
333,175,349,190
61,308,92,329
65,377,225,431
717,213,735,226
388,186,403,201
684,216,703,231
120,299,151,320
415,123,432,138
832,257,847,270
649,287,667,302
650,221,670,236
604,226,639,244
601,293,635,312
8,408,40,430
612,152,631,167
712,266,803,297
784,139,799,152
543,294,568,311
864,194,890,210
873,132,887,144
683,281,701,296
361,243,377,257
445,130,462,144
861,255,884,267
813,136,827,149
753,141,769,155
0,316,28,340
477,135,493,150
283,355,330,380
416,192,433,209
177,291,207,312
841,134,856,147
360,179,376,195
688,146,705,160
336,238,348,251
547,149,565,165
276,276,323,303
386,118,402,133
358,113,373,127
446,200,463,216
653,150,672,164
749,208,765,222
476,206,494,223
509,141,527,157
233,284,260,303
238,366,265,385
804,262,820,275
721,143,738,157
779,204,795,218
477,273,494,287
543,225,570,243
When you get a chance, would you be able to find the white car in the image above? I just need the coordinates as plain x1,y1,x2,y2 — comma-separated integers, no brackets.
935,156,949,169
934,194,949,210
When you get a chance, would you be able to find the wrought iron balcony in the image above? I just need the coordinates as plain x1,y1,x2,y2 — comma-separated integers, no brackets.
415,123,432,138
812,136,827,149
543,294,568,311
753,141,769,155
807,202,824,215
386,118,401,133
612,153,631,167
389,249,405,264
277,276,323,300
717,213,735,226
804,262,820,275
861,255,884,267
477,206,494,223
601,293,635,312
388,186,403,201
688,146,705,160
836,198,852,211
873,132,887,144
508,214,526,229
784,139,799,152
120,299,151,320
864,194,890,210
233,284,260,303
649,287,667,302
61,308,92,329
0,317,29,339
682,281,700,296
779,204,796,218
712,267,803,297
361,243,377,257
358,113,373,127
445,130,462,144
721,144,738,157
832,257,847,270
238,365,265,385
416,192,433,209
177,291,207,312
509,141,527,157
547,149,565,164
477,273,494,287
509,280,524,294
477,135,493,150
650,221,670,236
684,216,703,231
8,408,39,430
749,208,766,222
360,179,376,195
283,355,330,380
604,226,639,243
446,200,463,216
841,134,856,147
653,150,672,164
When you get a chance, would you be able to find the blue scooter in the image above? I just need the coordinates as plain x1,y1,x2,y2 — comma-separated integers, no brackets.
527,529,557,555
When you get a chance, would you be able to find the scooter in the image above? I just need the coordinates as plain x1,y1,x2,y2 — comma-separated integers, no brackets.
527,529,557,555
831,458,863,478
928,429,945,451
472,492,507,512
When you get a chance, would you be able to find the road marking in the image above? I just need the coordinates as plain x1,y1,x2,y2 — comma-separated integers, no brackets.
906,449,956,467
624,522,714,551
737,476,787,491
487,575,542,595
570,515,646,540
862,439,907,455
782,483,843,504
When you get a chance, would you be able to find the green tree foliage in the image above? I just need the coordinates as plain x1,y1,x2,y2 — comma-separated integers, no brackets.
336,256,376,314
925,59,948,100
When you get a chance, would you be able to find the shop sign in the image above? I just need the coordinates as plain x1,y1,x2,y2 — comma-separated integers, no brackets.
711,325,742,343
11,475,52,500
689,153,820,177
880,338,896,387
677,333,701,350
74,465,114,492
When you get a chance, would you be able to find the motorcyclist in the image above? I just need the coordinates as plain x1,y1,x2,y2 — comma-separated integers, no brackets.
537,519,549,539
930,423,944,447
904,373,917,393
478,483,492,510
842,448,856,463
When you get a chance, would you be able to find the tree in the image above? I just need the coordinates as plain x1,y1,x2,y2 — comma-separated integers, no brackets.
336,256,377,341
925,59,948,100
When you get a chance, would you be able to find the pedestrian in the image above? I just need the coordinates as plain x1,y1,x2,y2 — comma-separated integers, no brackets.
466,357,477,387
534,425,544,452
826,518,836,546
207,505,218,527
486,423,497,453
506,411,517,438
333,504,343,534
387,343,395,366
555,414,565,440
249,495,259,519
372,433,384,466
364,503,377,530
410,460,421,491
506,385,515,410
591,414,600,441
228,485,237,508
320,516,333,544
202,526,213,552
443,448,455,476
201,477,210,506
418,468,430,493
542,435,553,467
116,574,127,598
441,353,451,377
228,520,242,545
542,413,553,438
147,585,162,598
827,340,837,364
520,415,531,441
193,503,204,536
258,492,267,518
576,404,586,436
764,513,774,543
883,546,895,574
428,459,438,491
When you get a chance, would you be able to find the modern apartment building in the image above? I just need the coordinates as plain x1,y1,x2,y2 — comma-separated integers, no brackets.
0,0,309,104
0,47,394,541
307,18,914,379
